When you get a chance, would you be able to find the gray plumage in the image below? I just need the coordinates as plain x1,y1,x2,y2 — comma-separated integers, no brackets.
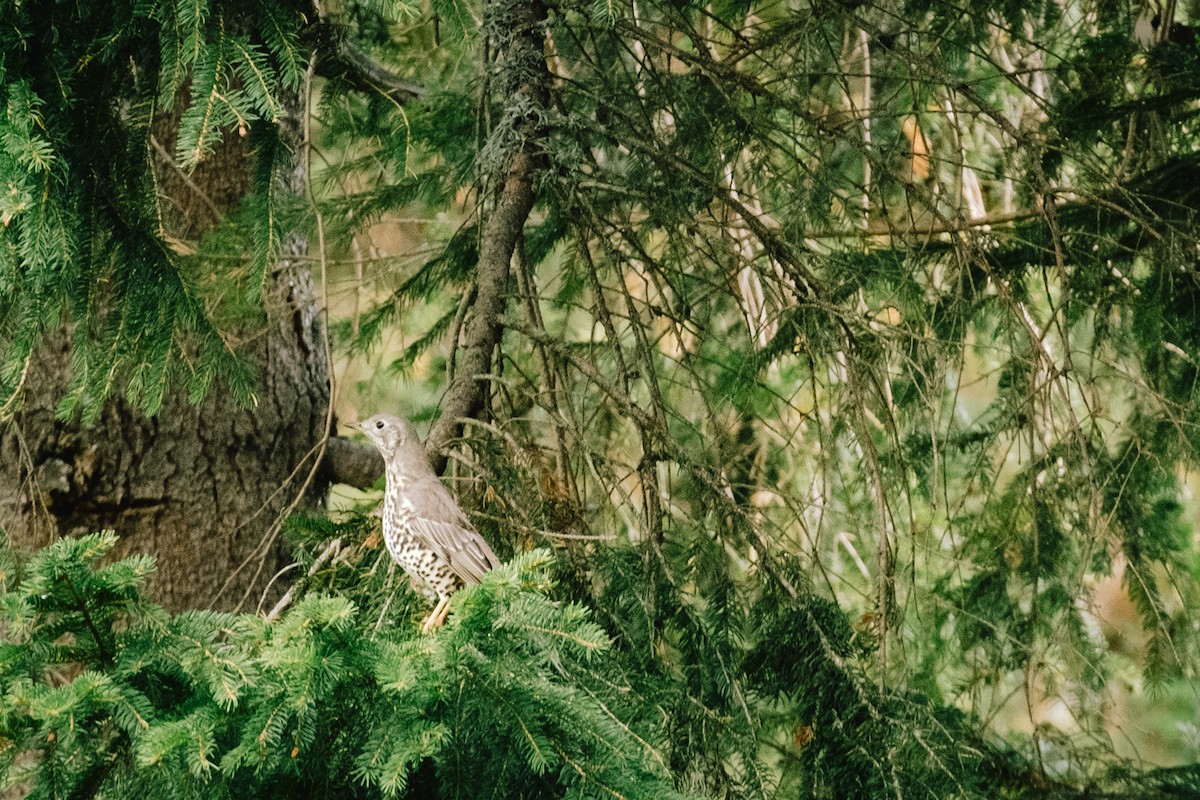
355,413,500,631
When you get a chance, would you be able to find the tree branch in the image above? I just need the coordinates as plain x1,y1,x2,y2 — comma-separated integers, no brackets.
322,435,385,488
426,0,550,471
308,19,427,104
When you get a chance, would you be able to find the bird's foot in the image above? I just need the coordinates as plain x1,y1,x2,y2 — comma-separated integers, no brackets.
432,597,453,627
421,597,451,634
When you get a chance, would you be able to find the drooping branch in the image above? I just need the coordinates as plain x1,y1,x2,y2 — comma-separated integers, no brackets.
307,18,427,104
426,0,550,471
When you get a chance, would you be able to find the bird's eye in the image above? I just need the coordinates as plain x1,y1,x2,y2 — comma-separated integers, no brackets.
375,420,385,429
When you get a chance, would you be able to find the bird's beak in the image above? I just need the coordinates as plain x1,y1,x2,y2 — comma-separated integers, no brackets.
343,420,363,433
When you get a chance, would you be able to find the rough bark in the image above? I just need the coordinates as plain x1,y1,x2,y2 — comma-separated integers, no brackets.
1,286,329,611
0,97,329,613
426,0,550,471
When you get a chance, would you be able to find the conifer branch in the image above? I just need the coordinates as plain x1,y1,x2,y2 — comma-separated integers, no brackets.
308,18,427,105
58,572,115,665
426,0,551,470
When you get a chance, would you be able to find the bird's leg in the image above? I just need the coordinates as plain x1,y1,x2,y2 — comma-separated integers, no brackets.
432,596,454,627
421,596,451,634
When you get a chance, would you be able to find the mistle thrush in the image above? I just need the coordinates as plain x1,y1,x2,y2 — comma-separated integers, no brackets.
354,413,501,633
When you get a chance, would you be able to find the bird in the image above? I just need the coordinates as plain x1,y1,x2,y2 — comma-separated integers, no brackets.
352,413,501,633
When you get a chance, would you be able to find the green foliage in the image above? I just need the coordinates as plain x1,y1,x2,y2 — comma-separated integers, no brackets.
5,0,1200,797
11,527,1142,799
0,0,306,420
0,533,684,799
318,0,1200,796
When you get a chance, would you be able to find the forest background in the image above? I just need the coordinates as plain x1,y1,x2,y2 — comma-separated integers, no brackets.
1,0,1200,798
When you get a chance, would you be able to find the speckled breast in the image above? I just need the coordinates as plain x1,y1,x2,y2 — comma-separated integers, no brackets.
383,497,459,601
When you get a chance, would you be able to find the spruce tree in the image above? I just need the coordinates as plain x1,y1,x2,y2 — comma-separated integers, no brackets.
2,1,1200,798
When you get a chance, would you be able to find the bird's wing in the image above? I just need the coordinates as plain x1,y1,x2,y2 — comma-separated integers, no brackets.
408,477,502,585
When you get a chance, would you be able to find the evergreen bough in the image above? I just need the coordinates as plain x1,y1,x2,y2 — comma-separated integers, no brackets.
5,531,1196,799
0,532,685,799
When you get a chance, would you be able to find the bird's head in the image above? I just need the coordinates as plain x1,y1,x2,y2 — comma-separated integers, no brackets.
352,413,422,461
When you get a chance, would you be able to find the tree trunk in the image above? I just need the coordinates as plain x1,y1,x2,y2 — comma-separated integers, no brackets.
0,100,331,613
